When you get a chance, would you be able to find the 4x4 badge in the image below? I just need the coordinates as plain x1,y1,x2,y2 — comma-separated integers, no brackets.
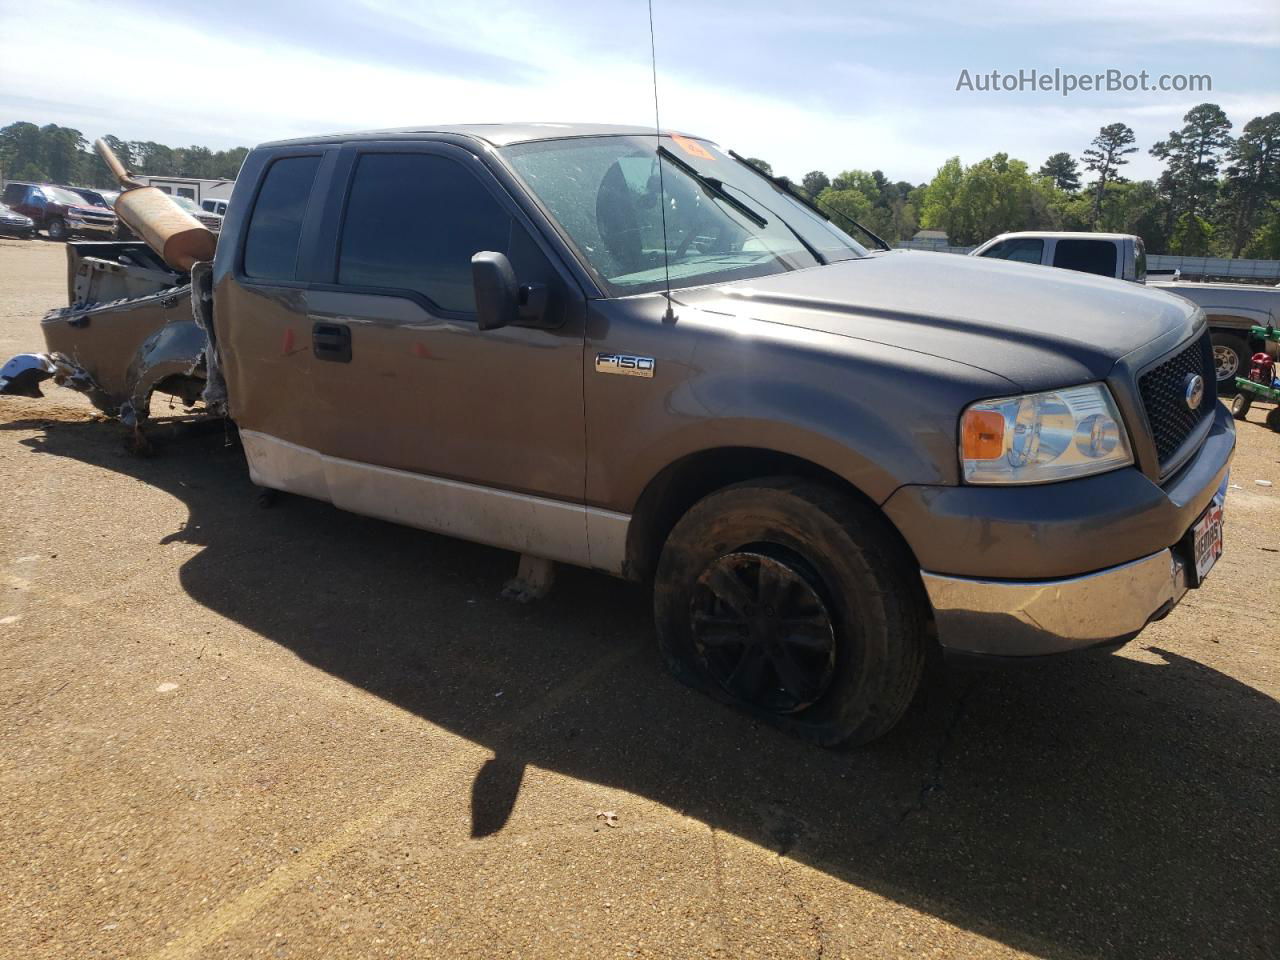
596,353,655,378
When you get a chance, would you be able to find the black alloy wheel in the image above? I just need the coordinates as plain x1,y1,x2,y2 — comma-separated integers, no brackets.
690,550,837,715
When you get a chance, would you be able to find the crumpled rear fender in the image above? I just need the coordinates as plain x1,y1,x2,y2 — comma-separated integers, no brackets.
118,318,208,427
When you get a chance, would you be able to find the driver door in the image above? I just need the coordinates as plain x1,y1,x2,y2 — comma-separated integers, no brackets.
295,143,592,565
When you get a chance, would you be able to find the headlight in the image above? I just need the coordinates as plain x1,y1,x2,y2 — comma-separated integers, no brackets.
960,383,1132,484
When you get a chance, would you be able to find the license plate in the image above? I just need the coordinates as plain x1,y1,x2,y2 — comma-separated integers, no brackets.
1191,496,1225,584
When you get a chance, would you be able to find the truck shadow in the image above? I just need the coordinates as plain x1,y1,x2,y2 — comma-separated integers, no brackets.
12,416,1280,959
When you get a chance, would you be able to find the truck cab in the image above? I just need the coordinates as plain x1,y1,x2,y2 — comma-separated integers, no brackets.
971,231,1146,281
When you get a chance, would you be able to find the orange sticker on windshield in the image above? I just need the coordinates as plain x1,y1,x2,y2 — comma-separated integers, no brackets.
670,133,714,160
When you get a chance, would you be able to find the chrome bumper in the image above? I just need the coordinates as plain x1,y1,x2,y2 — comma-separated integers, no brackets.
67,218,115,234
922,548,1190,657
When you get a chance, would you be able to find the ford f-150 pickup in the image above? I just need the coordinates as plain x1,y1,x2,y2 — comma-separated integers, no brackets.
0,124,1235,745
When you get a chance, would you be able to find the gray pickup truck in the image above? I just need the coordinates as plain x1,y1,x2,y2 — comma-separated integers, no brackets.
970,231,1280,387
1,124,1235,745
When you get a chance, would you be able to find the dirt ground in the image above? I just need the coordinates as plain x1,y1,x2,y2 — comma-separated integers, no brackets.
1,237,1277,960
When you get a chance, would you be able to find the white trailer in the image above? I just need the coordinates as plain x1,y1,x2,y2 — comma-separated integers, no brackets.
137,176,235,205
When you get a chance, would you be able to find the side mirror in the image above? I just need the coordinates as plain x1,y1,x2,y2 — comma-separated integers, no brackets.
472,251,519,331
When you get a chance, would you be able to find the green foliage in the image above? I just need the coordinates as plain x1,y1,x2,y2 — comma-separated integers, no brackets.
0,120,249,189
1151,103,1233,229
811,168,920,242
800,170,829,197
1217,112,1280,256
1169,212,1214,256
1099,181,1170,250
1083,123,1138,226
743,157,773,176
919,154,1064,245
1243,206,1280,259
1038,152,1081,192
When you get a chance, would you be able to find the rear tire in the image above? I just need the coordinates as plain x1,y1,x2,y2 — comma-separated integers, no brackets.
1211,332,1249,394
1267,406,1280,432
46,217,68,241
1231,392,1252,420
653,478,926,747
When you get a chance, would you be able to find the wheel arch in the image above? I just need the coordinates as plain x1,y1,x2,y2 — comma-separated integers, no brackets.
622,445,920,584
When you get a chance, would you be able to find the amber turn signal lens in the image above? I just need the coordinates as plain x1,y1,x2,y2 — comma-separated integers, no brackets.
962,410,1006,461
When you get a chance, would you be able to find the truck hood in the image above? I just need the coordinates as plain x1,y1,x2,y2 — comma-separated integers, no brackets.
676,250,1200,390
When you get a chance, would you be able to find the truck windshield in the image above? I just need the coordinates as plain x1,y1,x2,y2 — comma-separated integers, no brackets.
502,135,867,296
43,186,91,206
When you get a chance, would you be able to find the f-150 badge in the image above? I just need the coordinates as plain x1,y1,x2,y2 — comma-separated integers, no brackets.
595,353,655,378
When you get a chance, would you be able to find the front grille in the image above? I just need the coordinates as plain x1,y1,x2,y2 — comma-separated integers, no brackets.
1138,332,1213,467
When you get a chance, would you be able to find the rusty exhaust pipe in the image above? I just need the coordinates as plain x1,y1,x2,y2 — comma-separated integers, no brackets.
95,138,217,273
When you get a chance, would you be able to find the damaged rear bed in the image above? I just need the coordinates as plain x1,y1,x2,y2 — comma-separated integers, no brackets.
0,241,219,431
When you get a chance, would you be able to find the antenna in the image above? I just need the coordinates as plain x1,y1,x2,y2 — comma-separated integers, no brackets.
647,0,676,323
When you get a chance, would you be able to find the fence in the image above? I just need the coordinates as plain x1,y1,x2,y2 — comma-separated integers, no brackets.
893,240,1280,281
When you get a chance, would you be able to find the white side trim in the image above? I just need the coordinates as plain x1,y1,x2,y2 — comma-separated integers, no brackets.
240,430,629,575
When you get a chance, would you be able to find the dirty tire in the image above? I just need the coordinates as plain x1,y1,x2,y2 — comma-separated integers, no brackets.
1230,392,1252,420
1211,332,1249,393
1267,406,1280,432
653,478,926,747
46,217,68,242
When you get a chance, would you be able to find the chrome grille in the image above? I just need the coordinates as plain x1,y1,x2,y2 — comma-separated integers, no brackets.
1138,332,1214,467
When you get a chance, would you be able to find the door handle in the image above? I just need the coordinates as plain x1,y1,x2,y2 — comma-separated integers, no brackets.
312,322,351,362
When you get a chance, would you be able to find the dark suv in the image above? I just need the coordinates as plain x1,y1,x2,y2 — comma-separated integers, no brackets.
0,182,117,240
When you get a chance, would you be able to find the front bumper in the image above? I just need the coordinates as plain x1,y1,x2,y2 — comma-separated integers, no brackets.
894,402,1235,657
923,548,1190,657
66,218,115,235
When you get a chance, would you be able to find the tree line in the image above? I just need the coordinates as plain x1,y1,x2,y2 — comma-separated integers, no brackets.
757,103,1280,259
0,122,249,189
4,105,1278,258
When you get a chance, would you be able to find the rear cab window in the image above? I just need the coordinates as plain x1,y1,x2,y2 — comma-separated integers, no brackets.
1052,239,1117,278
243,155,322,281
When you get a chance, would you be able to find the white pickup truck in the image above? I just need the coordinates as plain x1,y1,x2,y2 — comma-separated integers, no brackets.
970,231,1279,388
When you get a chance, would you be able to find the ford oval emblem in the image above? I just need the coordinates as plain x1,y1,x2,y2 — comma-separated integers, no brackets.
1184,373,1204,411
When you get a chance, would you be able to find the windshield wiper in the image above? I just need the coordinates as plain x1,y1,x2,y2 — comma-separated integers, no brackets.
656,146,767,229
727,149,892,252
713,180,827,266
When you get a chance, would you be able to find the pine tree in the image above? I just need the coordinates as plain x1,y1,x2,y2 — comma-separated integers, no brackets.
1038,152,1081,192
1150,103,1233,235
1218,112,1280,256
1082,124,1138,227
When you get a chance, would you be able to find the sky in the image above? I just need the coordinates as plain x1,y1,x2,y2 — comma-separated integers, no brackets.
1,0,1277,185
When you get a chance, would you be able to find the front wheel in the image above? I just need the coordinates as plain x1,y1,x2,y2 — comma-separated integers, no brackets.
1231,392,1252,420
653,478,926,747
45,217,68,241
1211,332,1250,393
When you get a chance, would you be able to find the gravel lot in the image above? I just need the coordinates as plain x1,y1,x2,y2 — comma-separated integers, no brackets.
1,237,1277,959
